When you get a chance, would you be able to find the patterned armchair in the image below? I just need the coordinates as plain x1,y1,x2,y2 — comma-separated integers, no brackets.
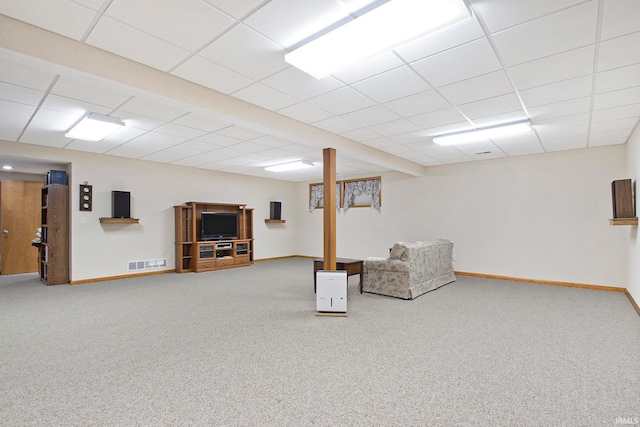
363,240,456,299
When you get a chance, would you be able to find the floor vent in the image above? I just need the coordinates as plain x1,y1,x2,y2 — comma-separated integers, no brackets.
127,258,167,272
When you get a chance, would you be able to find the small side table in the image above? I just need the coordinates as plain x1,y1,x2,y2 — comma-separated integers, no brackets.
313,258,364,294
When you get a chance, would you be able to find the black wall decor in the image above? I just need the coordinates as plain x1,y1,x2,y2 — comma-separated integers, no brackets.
79,184,92,211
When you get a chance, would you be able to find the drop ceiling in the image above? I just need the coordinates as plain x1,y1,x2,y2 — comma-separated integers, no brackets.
0,0,638,182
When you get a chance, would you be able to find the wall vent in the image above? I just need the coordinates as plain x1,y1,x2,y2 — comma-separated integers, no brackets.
127,258,167,272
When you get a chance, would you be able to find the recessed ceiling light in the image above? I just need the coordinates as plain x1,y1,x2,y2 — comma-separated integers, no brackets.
285,0,471,78
433,120,533,146
265,160,314,172
2,165,13,170
65,112,125,142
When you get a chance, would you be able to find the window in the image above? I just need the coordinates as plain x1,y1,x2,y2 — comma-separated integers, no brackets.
309,176,381,212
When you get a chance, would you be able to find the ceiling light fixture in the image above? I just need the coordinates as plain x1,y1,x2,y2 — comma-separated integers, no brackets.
433,120,534,146
285,0,471,79
2,165,13,170
265,160,314,172
65,112,125,142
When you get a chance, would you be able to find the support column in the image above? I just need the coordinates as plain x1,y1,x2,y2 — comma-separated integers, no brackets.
323,148,337,270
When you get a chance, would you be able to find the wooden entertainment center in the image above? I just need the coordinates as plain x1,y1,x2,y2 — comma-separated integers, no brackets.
174,202,254,273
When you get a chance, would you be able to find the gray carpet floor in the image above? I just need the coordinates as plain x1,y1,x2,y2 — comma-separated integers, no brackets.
1,258,638,426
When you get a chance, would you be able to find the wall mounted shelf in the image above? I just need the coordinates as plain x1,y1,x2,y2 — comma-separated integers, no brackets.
609,218,638,226
99,217,140,224
265,219,285,223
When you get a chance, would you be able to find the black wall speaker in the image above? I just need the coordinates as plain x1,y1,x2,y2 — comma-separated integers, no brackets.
270,201,282,220
112,191,131,218
611,179,634,218
79,184,92,211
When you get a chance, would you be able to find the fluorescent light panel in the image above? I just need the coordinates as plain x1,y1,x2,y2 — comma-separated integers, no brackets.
433,120,533,146
265,160,314,172
65,112,125,142
285,0,471,79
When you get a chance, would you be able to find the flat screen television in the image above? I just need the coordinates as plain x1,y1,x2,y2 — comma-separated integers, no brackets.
201,212,239,241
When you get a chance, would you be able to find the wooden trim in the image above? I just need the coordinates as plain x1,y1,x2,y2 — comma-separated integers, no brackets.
609,218,638,226
70,269,172,285
100,217,139,224
626,291,640,317
454,271,626,292
323,148,337,271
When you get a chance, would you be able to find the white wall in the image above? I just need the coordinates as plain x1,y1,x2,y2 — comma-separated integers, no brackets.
297,145,628,288
0,141,299,281
625,124,640,303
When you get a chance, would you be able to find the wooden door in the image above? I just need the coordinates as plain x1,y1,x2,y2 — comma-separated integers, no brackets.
0,180,42,274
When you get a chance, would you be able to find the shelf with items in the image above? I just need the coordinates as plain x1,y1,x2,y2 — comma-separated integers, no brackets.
40,184,69,285
175,202,254,273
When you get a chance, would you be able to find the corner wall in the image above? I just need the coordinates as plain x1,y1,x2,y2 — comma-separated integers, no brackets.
297,145,628,288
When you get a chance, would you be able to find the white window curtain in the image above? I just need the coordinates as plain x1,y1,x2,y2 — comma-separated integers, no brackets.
342,178,381,212
309,183,341,212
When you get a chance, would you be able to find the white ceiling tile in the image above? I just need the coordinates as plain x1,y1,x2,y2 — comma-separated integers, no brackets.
519,75,593,108
0,99,36,119
142,149,195,164
394,15,485,63
491,1,598,67
0,0,96,40
244,0,348,48
340,105,401,127
194,133,240,147
232,83,299,111
215,125,265,141
457,93,523,120
412,38,502,88
171,113,233,133
171,56,253,94
202,0,265,19
408,107,468,130
383,90,450,117
0,59,57,91
199,25,288,81
40,94,111,118
597,31,640,72
367,119,421,137
98,126,148,145
535,113,590,139
340,127,381,142
105,0,234,51
589,128,632,146
311,116,361,134
391,130,432,144
0,112,29,141
600,0,640,40
112,112,164,132
119,97,187,122
509,45,595,91
529,97,592,122
352,66,430,103
591,104,640,123
51,76,131,108
277,102,334,123
595,63,640,94
437,71,514,105
107,132,188,158
0,82,45,107
473,0,587,33
361,137,401,149
332,52,405,84
590,117,637,133
492,133,544,156
87,17,190,71
307,86,376,115
154,123,208,139
593,86,640,111
542,135,588,151
471,111,530,128
412,143,473,164
262,67,344,100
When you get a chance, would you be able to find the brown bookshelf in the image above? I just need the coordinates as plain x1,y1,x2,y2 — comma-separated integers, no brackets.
40,184,68,285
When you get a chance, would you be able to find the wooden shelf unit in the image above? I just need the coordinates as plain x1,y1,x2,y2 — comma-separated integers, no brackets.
609,217,638,226
174,202,254,273
40,184,69,285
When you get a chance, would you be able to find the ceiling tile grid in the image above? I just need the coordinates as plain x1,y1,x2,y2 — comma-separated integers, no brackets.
0,0,639,181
